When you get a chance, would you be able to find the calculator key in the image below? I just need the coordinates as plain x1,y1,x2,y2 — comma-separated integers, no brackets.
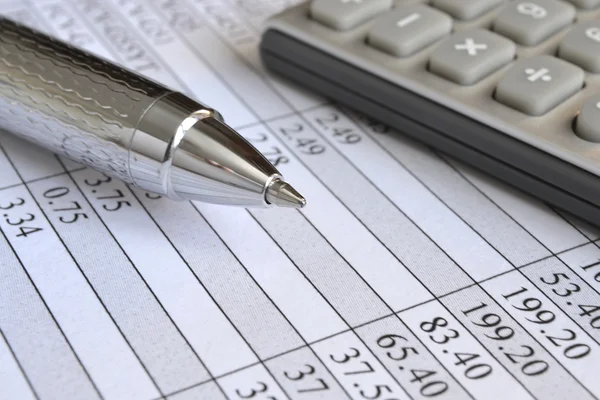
563,0,600,9
429,30,516,85
309,0,393,31
495,56,584,116
492,0,576,46
559,21,600,73
432,0,505,20
367,5,452,57
575,96,600,142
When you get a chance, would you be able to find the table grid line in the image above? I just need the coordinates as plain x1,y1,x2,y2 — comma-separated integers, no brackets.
154,234,600,400
311,109,551,399
0,325,39,400
437,154,600,349
442,155,600,301
22,4,226,396
2,2,600,400
341,112,600,399
57,3,237,396
232,101,333,132
0,144,105,400
194,4,484,393
0,166,87,193
163,1,461,396
135,185,330,400
246,209,441,400
138,2,359,396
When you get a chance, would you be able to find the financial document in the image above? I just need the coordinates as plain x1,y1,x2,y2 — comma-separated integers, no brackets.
1,0,600,399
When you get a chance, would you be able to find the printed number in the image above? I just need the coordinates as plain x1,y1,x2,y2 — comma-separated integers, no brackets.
43,187,69,199
6,213,35,226
284,364,315,381
145,192,162,200
376,334,448,397
540,272,581,297
261,146,289,167
420,317,460,344
581,260,600,283
314,112,362,144
330,347,360,364
377,334,418,361
330,347,375,375
409,369,449,397
579,305,600,329
331,127,362,144
359,384,393,400
354,113,390,134
453,353,492,380
246,132,268,143
16,226,42,237
1,203,43,238
545,329,591,359
283,364,329,393
279,124,326,156
462,303,516,341
94,189,131,212
84,174,112,187
235,381,276,399
43,187,89,223
0,198,25,210
103,200,131,212
503,346,549,376
503,288,556,324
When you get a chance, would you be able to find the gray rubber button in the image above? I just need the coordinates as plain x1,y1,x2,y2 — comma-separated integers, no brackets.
310,0,393,30
576,95,600,142
563,0,600,9
429,29,516,85
558,21,600,73
367,5,452,57
492,0,576,46
495,56,584,116
432,0,505,20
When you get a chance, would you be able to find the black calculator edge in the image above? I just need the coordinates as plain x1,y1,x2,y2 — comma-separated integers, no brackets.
260,29,600,225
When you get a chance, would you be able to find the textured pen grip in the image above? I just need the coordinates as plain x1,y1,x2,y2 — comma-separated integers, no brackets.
0,17,171,183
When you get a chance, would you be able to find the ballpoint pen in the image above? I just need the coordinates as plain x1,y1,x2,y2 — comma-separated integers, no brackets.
0,16,306,208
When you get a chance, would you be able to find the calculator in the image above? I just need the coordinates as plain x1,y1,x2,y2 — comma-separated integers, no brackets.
260,0,600,224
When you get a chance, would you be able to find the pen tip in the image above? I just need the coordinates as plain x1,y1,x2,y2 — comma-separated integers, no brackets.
266,179,306,209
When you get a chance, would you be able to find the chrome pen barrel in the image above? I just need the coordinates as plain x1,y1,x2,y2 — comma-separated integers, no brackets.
0,17,298,207
0,16,168,185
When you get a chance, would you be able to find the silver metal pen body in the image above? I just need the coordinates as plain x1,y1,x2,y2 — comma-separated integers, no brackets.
0,17,305,208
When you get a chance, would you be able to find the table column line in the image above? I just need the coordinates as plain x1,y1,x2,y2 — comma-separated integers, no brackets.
258,98,541,396
0,145,104,400
247,210,474,400
177,9,478,395
190,199,355,400
553,209,599,240
137,1,375,395
232,102,333,132
176,3,552,395
131,190,305,400
154,234,600,400
0,324,39,399
139,4,351,392
441,154,600,300
40,2,230,394
431,153,600,347
345,122,599,397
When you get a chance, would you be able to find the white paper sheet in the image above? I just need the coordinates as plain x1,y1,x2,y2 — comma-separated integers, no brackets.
1,1,600,399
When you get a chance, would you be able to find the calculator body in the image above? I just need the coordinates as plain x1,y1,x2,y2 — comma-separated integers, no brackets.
260,0,600,224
